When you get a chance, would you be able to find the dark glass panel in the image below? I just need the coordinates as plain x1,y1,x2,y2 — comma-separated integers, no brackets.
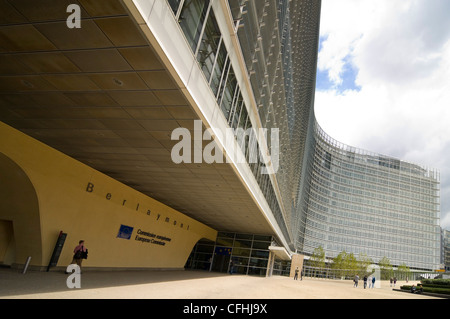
196,9,221,82
179,0,209,53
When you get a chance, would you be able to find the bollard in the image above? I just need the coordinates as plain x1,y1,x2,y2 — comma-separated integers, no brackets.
22,256,32,274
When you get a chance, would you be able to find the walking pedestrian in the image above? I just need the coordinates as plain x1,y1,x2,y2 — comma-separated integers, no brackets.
372,275,376,288
353,274,359,288
229,259,234,274
393,277,397,287
363,275,368,289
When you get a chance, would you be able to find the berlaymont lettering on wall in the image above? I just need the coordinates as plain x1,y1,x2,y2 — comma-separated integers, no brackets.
86,182,190,248
85,182,190,230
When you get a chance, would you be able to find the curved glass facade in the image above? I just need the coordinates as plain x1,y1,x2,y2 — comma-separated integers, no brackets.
166,0,440,271
301,121,441,271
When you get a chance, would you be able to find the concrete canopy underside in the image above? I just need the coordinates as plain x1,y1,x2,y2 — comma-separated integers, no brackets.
269,246,291,261
0,1,275,237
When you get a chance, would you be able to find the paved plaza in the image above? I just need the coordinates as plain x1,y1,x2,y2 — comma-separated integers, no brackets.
0,268,441,299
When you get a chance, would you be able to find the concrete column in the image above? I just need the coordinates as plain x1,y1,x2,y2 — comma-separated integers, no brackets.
266,251,275,277
289,254,305,278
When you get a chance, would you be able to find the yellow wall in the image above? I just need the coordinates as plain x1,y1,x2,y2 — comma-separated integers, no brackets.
0,122,217,270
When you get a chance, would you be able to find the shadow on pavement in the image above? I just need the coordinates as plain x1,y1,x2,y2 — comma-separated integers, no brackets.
0,267,227,297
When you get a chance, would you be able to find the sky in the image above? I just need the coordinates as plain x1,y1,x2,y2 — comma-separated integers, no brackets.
313,0,450,231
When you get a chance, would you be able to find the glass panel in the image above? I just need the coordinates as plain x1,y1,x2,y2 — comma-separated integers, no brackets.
233,256,249,267
216,58,231,102
251,249,269,258
196,10,222,82
218,232,235,238
235,105,248,151
167,0,182,15
233,238,252,248
179,0,210,53
193,252,212,262
238,105,248,130
197,238,215,245
232,247,251,257
231,94,244,129
210,43,228,96
246,128,258,164
253,241,270,249
248,257,268,267
235,233,253,240
228,0,242,24
227,87,240,125
195,244,214,253
245,115,252,131
244,129,255,164
189,260,210,270
232,265,248,275
216,237,234,246
219,66,237,120
253,235,272,242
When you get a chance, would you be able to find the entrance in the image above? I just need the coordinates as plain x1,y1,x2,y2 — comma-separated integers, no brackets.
211,247,231,273
0,220,15,267
0,152,42,267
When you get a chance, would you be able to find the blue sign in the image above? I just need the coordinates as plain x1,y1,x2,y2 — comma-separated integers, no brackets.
215,247,231,256
117,224,134,240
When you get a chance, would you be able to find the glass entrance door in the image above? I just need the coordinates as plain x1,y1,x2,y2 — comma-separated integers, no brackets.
211,246,231,273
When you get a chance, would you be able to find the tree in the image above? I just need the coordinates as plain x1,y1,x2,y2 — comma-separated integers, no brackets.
310,246,326,277
344,252,358,277
379,256,393,280
332,251,357,279
332,251,347,278
311,246,326,268
397,263,411,280
357,252,373,275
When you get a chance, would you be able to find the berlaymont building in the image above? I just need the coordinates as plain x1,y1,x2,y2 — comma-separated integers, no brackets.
0,0,441,276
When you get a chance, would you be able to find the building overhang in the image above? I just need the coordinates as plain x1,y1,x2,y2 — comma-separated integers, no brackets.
0,0,283,244
269,246,291,261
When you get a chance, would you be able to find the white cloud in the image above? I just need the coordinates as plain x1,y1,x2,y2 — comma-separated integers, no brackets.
315,0,450,230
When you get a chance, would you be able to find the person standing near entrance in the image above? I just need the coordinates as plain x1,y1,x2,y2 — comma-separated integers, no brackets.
294,267,299,280
71,240,88,272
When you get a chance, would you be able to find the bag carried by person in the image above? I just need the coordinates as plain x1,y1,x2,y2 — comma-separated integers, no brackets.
74,248,88,259
74,249,83,259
